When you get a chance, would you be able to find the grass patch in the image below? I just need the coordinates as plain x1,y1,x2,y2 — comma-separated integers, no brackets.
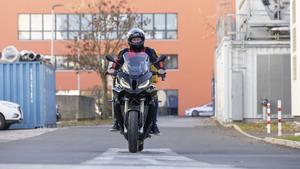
235,122,297,133
280,136,300,142
58,118,113,128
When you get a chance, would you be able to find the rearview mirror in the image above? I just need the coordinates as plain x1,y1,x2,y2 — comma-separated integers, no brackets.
155,55,167,63
105,55,115,62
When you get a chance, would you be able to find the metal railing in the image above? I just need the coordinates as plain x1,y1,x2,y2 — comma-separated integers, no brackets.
216,11,290,44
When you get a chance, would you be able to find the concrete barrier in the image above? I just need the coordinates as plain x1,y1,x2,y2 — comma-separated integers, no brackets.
56,95,96,120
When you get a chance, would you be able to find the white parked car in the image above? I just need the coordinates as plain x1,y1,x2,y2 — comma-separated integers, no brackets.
185,102,214,117
0,101,23,130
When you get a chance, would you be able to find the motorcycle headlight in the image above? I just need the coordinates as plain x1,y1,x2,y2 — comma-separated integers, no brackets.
138,80,150,89
120,78,131,89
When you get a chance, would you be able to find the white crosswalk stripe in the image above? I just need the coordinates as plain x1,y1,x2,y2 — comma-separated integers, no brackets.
82,148,243,169
0,148,244,169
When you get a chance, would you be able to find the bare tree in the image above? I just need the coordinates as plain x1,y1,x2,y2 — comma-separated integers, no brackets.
197,9,217,40
66,0,138,118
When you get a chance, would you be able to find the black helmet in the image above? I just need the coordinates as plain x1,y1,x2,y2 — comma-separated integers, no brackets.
127,28,145,51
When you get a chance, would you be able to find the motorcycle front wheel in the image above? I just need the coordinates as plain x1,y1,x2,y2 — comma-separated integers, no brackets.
128,111,139,153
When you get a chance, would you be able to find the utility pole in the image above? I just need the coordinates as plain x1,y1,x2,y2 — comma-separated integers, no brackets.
51,4,64,67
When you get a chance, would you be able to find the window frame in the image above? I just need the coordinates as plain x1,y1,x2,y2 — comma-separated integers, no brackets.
18,13,178,41
164,54,179,70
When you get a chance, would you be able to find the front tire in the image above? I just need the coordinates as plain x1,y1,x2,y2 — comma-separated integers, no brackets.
128,111,139,153
191,110,199,117
0,114,6,130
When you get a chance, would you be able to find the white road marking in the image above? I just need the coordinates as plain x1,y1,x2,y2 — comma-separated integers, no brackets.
82,148,243,169
0,148,244,169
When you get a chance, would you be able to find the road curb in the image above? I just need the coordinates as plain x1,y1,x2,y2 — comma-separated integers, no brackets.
264,137,300,149
220,123,264,141
216,120,300,149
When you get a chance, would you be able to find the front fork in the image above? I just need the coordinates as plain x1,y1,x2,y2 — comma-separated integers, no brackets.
139,98,146,134
123,98,146,135
123,98,129,134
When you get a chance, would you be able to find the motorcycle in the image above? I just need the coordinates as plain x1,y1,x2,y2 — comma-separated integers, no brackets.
106,51,166,153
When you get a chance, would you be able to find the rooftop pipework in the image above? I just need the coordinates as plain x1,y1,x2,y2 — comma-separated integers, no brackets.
217,0,290,44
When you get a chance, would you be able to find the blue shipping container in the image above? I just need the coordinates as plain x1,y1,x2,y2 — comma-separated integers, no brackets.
0,62,56,129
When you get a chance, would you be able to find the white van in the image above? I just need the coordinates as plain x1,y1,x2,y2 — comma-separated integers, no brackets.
0,101,23,130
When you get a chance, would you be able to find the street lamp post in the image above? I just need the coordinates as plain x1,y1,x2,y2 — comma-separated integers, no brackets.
51,4,64,65
75,36,81,95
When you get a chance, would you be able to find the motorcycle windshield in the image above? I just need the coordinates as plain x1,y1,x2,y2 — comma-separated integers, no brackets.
122,52,150,76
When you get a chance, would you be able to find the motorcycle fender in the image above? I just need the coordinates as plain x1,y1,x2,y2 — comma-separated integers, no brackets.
124,110,141,129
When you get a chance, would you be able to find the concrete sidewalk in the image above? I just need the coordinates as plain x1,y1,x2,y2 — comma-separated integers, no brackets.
157,116,217,128
0,128,57,143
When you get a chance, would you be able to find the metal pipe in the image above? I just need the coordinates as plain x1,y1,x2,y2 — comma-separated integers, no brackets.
76,39,80,95
51,4,64,68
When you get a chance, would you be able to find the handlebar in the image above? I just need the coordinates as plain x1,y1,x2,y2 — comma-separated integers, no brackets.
151,71,166,81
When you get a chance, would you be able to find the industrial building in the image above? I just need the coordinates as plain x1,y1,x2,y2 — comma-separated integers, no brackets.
291,0,300,119
215,0,291,122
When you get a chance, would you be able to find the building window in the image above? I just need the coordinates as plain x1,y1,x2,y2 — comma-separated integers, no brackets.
31,14,43,40
43,14,53,40
154,14,166,39
166,14,177,39
56,14,68,40
18,13,178,40
142,13,178,40
143,14,154,39
18,14,30,40
164,54,178,69
48,54,179,70
81,14,93,31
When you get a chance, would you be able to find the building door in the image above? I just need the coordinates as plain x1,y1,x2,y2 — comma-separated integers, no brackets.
257,54,291,116
232,72,244,121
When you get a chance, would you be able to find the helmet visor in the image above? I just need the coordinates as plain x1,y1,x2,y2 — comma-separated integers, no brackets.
130,37,143,45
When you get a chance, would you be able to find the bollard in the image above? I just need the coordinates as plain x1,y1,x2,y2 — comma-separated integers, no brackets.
261,98,268,120
263,104,267,121
267,102,271,134
277,100,282,137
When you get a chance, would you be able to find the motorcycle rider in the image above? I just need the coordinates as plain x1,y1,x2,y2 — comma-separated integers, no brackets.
108,28,166,135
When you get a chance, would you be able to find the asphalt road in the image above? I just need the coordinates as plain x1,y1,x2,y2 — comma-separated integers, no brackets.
0,117,299,169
